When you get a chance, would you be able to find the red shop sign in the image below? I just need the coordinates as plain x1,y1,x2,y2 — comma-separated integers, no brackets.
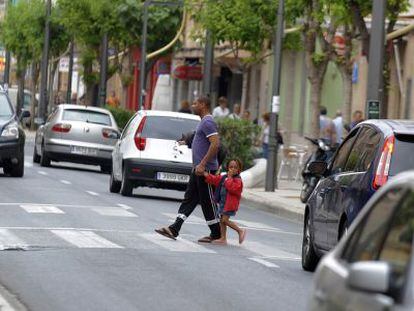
173,65,203,80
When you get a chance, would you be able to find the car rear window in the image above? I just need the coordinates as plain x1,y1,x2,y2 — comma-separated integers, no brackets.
0,94,13,119
390,134,414,176
63,109,112,126
142,116,199,140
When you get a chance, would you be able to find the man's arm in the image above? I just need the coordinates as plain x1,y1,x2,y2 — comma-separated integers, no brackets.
195,134,219,175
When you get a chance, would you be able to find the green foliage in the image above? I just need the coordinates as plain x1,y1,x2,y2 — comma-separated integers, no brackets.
216,118,260,170
105,105,135,130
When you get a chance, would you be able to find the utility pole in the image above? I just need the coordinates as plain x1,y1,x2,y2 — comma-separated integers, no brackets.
3,0,12,89
98,33,108,107
265,0,284,192
66,40,74,104
139,0,149,111
366,0,386,119
37,0,51,124
202,29,214,97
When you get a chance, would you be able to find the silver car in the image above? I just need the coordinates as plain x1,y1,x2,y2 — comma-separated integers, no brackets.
309,171,414,311
33,104,120,173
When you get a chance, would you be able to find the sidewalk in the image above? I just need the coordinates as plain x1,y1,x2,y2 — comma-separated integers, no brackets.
242,180,305,223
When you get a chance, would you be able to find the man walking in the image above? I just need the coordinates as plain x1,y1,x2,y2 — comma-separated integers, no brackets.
155,96,221,242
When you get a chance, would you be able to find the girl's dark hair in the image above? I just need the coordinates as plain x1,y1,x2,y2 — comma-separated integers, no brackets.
227,158,243,172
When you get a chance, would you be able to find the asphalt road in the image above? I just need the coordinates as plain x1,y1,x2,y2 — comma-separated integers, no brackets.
0,141,313,311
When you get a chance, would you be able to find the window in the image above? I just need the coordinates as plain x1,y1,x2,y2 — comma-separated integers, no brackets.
62,109,112,126
0,94,13,119
330,129,359,174
342,188,405,263
390,134,414,177
141,116,199,140
121,114,137,139
344,127,381,172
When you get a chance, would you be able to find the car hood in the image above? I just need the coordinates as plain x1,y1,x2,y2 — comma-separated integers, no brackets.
0,116,14,130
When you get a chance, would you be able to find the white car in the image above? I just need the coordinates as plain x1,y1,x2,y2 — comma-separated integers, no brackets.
309,171,414,311
110,110,200,196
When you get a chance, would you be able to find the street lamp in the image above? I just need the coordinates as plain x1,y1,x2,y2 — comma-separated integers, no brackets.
265,0,284,192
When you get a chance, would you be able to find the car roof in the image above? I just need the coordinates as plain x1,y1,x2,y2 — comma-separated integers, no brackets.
358,119,414,136
59,104,112,114
141,110,201,121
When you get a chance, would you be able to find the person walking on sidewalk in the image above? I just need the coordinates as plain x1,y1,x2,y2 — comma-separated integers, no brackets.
204,158,246,245
155,96,221,242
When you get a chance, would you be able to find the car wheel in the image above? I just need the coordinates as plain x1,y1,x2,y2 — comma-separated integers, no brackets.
120,166,133,196
9,153,24,177
302,213,320,272
100,165,112,174
40,143,51,167
33,144,40,163
109,170,121,193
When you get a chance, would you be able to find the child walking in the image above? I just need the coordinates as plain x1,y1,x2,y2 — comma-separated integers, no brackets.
204,159,246,245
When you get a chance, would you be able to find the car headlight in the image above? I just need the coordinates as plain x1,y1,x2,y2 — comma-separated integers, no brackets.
1,122,19,139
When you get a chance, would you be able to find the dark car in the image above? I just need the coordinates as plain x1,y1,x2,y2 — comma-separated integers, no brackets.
0,90,29,177
302,120,414,271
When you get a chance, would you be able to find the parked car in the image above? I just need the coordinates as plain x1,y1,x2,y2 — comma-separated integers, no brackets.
110,110,200,196
309,171,414,311
302,120,414,271
0,88,30,177
33,104,119,173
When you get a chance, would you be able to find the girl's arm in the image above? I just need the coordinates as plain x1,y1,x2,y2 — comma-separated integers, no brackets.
204,173,222,187
224,177,243,195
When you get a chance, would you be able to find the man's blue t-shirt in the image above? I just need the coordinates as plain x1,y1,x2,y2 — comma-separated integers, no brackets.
192,115,219,170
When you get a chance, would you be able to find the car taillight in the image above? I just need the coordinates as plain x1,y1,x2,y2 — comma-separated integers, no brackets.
373,135,395,189
102,128,118,139
52,123,71,133
134,116,147,151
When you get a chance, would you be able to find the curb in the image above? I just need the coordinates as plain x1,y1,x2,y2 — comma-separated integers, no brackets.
241,195,305,224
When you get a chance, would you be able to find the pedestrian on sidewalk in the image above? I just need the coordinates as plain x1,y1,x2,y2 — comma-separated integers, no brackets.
155,96,221,243
204,158,246,245
228,103,241,120
212,96,230,119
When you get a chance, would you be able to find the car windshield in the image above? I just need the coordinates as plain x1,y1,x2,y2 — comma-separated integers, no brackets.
0,93,13,119
142,116,199,140
62,109,112,126
390,134,414,176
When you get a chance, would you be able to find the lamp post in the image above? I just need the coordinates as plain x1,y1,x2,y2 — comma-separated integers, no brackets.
66,40,74,104
202,29,214,97
265,0,284,192
98,33,109,107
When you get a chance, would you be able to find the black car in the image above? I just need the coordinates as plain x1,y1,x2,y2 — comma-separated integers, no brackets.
302,120,414,271
0,90,29,177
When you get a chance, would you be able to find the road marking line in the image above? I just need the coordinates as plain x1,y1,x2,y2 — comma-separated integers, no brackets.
20,204,65,214
249,257,280,268
117,203,132,210
51,230,123,248
236,220,277,230
0,229,26,250
140,233,216,254
60,180,72,185
37,171,48,176
92,208,137,218
24,162,33,168
163,212,204,224
86,191,99,196
232,239,299,259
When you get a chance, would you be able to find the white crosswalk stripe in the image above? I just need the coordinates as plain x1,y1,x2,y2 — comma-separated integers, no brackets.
20,204,65,214
233,239,299,259
51,230,124,248
0,229,26,249
140,233,216,254
92,208,137,218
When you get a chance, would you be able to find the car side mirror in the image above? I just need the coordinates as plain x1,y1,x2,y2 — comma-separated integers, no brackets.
347,261,391,294
19,109,30,120
308,161,328,177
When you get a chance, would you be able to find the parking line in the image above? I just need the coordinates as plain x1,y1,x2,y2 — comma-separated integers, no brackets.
86,191,99,196
249,257,280,268
60,180,72,185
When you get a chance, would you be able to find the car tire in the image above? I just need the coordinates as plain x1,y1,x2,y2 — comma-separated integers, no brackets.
40,143,51,167
120,166,133,196
33,144,40,163
109,170,121,193
302,213,320,272
9,153,24,177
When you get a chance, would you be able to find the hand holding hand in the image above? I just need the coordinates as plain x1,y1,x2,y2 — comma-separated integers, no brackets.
195,163,206,176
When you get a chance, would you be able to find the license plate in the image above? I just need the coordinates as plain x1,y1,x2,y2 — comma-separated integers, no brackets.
70,146,98,156
157,172,190,183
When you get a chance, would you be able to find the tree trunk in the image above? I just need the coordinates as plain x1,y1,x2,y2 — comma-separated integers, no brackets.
30,62,40,131
83,61,96,106
341,68,353,125
48,61,59,114
240,68,249,112
16,59,26,117
284,51,296,146
309,79,322,139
